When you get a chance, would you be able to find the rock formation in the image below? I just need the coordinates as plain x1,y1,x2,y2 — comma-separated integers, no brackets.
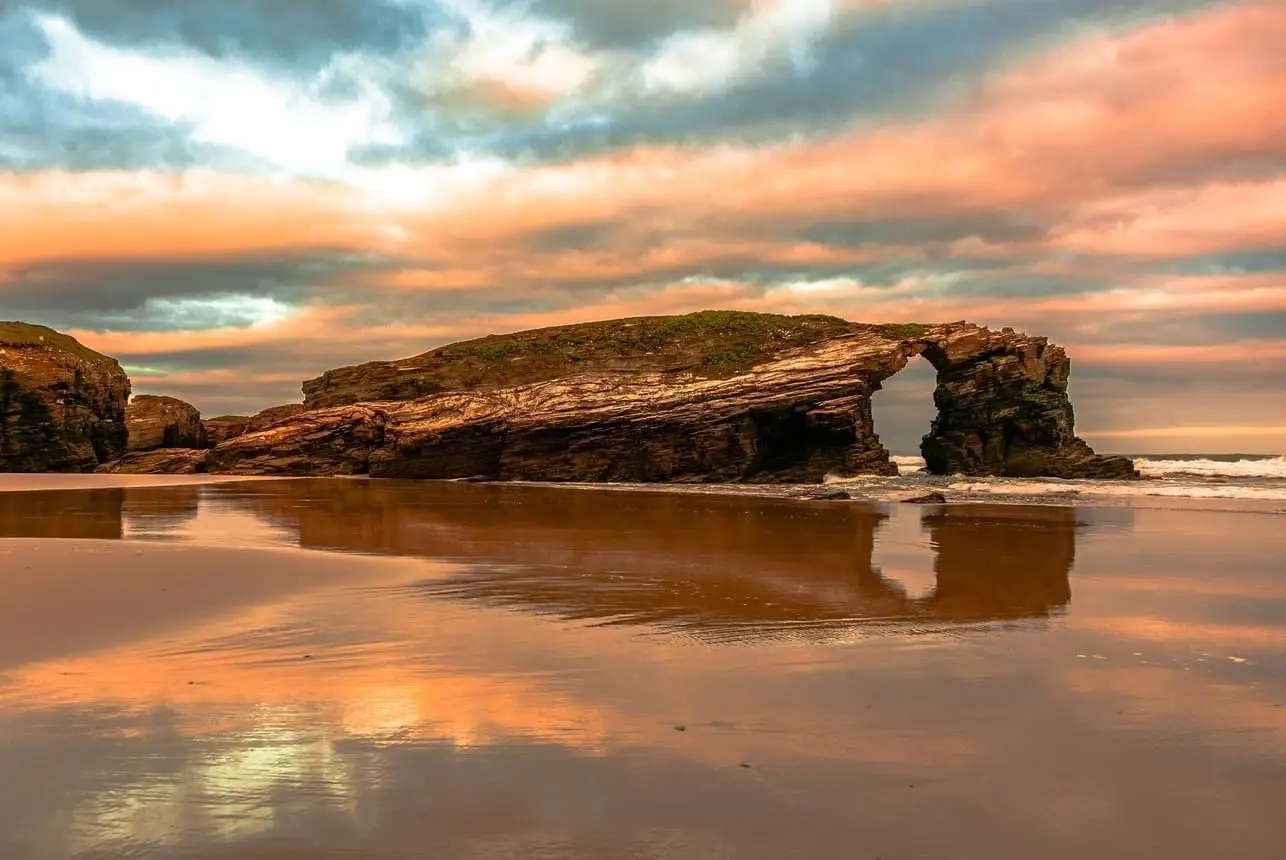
202,415,250,447
911,325,1136,478
0,322,130,472
206,312,1136,481
245,403,305,433
97,448,208,474
201,405,304,448
126,394,206,451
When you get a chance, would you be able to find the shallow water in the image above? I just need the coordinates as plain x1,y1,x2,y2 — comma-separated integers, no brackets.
1,478,1284,859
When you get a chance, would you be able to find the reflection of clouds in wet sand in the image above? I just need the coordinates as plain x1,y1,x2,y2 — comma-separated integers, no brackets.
1,481,1284,858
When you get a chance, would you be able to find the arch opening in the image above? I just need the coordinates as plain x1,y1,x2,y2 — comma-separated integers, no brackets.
870,354,939,474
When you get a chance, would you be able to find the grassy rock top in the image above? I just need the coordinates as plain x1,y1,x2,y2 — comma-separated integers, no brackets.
0,322,121,368
304,311,896,408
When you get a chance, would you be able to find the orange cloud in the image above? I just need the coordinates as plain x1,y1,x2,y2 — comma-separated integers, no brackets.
376,0,1286,258
5,2,1282,277
1068,341,1286,367
0,171,392,266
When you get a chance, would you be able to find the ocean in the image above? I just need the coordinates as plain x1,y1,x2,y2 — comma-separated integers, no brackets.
854,453,1286,509
510,454,1286,512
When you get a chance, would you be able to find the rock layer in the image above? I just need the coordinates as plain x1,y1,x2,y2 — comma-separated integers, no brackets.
97,448,208,474
202,415,250,447
199,404,303,447
0,322,130,472
908,325,1138,479
126,395,206,451
245,403,305,433
207,314,1136,482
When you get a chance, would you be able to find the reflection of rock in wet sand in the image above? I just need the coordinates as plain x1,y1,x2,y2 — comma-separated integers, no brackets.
209,480,1080,640
0,489,123,539
0,485,202,540
121,486,201,534
0,480,1081,640
918,506,1077,620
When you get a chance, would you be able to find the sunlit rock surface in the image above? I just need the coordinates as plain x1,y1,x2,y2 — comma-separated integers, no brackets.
97,448,208,475
208,313,1136,482
126,395,206,452
0,322,130,472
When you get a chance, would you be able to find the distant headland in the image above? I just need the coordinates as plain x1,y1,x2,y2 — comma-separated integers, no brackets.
0,312,1137,482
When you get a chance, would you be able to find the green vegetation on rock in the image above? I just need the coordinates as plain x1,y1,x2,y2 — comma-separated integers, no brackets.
874,323,931,341
0,322,116,365
305,310,864,407
440,311,857,376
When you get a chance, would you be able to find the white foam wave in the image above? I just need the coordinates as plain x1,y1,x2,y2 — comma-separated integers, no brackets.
946,480,1286,502
946,481,1082,496
892,455,927,473
894,453,1286,481
1135,456,1286,479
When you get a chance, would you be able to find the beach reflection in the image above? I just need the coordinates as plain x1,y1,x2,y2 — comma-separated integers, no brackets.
0,480,1083,637
0,480,1283,860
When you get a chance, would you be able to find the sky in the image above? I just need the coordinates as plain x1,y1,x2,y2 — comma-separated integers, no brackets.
0,0,1283,454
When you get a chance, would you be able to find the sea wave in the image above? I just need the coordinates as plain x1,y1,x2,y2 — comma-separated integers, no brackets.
835,454,1286,506
893,454,1286,480
943,479,1286,502
1134,456,1286,479
892,455,928,472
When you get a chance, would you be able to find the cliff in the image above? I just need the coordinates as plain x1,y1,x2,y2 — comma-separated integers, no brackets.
207,312,1136,481
0,322,131,472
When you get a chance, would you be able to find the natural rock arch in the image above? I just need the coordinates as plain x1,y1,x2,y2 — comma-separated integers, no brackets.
867,323,1136,479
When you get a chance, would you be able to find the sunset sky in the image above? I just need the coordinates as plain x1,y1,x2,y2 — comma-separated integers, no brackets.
1,0,1283,453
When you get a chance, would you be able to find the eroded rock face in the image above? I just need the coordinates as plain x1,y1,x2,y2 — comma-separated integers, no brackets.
206,314,1135,482
0,322,130,471
202,415,250,447
127,395,206,451
909,326,1139,479
97,448,208,474
199,404,302,447
245,403,305,433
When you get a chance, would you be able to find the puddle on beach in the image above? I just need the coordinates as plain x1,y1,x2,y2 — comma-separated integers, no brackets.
0,478,1284,859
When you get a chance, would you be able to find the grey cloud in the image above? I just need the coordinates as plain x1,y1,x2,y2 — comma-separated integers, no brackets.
1060,310,1286,350
798,212,1053,247
1150,250,1286,276
532,0,747,48
19,0,435,72
0,251,394,330
383,0,1227,166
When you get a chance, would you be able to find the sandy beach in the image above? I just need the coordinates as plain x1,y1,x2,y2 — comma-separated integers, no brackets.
1,475,1283,859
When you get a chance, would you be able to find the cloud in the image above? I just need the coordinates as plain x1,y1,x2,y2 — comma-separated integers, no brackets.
20,0,430,70
397,0,1229,163
531,0,750,49
0,170,397,264
25,13,405,176
0,250,393,328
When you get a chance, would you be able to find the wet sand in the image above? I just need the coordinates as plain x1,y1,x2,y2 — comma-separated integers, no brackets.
1,478,1284,859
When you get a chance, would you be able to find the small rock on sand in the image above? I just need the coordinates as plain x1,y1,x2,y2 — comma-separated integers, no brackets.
803,488,851,501
902,492,947,504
